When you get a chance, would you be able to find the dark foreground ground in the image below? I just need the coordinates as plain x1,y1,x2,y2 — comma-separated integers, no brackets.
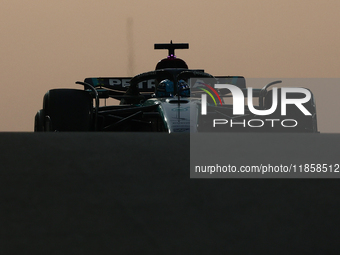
1,132,340,254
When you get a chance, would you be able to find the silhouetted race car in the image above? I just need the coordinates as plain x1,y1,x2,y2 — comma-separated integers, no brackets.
34,41,318,133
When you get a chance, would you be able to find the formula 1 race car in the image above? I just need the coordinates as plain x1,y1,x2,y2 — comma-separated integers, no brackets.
34,41,318,133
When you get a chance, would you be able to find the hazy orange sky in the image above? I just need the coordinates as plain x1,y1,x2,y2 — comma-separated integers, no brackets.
1,0,340,132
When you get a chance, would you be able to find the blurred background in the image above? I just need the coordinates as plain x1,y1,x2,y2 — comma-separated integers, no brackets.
1,0,339,132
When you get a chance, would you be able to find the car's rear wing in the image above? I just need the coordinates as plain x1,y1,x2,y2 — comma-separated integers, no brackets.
215,76,245,89
84,77,136,91
84,75,247,93
83,76,264,101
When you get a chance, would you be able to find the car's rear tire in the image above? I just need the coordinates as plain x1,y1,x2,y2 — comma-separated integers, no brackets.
43,89,93,131
34,109,45,132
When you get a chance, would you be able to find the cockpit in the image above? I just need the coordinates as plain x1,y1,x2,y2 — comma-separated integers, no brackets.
155,79,190,97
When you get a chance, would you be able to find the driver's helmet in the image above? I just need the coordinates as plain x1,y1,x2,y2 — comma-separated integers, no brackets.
178,79,190,97
155,79,190,97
